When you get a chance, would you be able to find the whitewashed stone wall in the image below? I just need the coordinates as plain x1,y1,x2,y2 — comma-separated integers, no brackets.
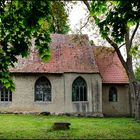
0,73,103,116
102,84,130,116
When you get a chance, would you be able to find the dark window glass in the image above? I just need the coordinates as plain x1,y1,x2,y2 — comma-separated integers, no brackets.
35,77,51,102
72,77,87,101
80,86,83,101
84,86,87,101
109,87,117,102
0,86,12,102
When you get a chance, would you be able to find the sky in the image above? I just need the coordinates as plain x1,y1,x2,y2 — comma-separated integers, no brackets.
68,2,87,33
67,2,126,59
67,2,140,63
67,2,111,47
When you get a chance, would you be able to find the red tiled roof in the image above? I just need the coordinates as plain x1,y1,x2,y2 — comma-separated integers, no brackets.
93,47,129,84
10,34,99,73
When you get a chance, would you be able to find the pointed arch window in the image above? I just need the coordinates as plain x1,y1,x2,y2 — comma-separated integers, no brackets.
109,87,117,102
35,77,51,102
72,77,87,101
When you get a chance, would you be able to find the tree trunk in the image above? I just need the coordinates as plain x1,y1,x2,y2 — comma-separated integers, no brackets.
127,72,136,117
133,82,140,120
135,100,140,120
126,65,140,120
123,29,140,119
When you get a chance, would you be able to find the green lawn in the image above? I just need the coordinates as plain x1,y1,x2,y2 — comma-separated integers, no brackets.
0,114,139,139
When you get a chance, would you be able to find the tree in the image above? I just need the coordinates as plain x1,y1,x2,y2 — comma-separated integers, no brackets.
50,1,70,34
0,0,52,91
131,45,140,82
0,0,69,91
135,66,140,81
83,0,140,120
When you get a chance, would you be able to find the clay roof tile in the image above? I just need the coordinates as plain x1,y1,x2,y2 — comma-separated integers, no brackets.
10,34,99,74
93,47,129,84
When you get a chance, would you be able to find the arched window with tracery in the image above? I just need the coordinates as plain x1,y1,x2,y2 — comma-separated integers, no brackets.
72,77,87,101
35,77,51,102
109,87,117,102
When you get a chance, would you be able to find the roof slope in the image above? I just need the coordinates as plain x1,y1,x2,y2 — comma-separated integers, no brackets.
93,47,129,84
10,34,99,73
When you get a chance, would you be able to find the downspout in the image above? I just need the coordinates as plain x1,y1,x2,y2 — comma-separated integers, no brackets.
63,74,66,113
91,76,94,113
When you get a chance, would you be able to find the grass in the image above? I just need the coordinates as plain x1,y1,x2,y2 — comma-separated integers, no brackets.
0,114,139,139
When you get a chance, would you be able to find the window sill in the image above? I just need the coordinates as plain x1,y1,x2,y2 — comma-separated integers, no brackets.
0,102,12,105
72,101,89,103
0,101,12,103
34,101,52,104
109,101,118,103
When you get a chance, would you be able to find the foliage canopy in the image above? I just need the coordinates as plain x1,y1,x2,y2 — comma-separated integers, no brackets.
90,0,140,43
50,1,70,34
0,0,69,90
135,66,140,81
